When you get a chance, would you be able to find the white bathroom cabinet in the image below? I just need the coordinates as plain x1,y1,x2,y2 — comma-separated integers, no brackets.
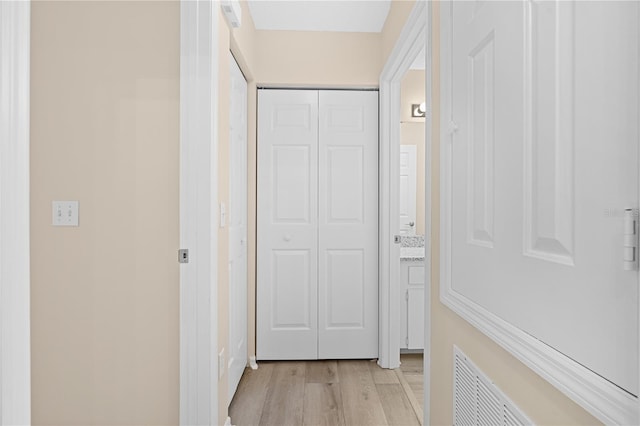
400,259,425,350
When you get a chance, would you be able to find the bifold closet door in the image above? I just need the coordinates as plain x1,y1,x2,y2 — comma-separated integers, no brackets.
257,89,378,360
257,90,319,359
317,91,378,359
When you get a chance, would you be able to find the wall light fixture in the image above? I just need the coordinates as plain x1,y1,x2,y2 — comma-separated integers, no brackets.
411,102,426,118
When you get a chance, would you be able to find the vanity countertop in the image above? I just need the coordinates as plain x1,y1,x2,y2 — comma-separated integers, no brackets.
400,235,425,261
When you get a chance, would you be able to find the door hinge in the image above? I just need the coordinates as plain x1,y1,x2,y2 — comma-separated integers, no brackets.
405,290,409,301
178,249,189,264
623,209,638,271
394,235,402,244
406,336,409,346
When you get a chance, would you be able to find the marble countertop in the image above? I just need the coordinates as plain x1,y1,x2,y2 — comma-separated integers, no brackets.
400,235,425,261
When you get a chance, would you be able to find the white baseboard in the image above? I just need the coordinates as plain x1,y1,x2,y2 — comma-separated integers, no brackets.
249,356,258,370
224,416,232,426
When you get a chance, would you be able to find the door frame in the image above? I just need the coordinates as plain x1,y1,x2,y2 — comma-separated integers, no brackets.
0,1,31,424
179,1,220,424
378,0,431,420
377,0,428,362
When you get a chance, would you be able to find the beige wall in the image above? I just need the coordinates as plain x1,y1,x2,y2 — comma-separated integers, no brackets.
428,3,601,425
400,70,426,235
30,1,179,424
381,0,416,66
255,30,382,87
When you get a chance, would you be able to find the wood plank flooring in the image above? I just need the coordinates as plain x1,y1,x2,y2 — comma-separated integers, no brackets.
229,356,424,426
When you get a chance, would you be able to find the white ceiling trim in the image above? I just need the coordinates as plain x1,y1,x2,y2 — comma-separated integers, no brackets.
247,0,391,33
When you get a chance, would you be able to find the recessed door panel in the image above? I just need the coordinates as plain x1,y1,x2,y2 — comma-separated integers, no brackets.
325,250,365,328
272,146,311,223
327,146,364,223
272,250,312,329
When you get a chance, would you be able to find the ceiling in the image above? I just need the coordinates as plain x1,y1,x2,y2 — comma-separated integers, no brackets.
247,1,392,33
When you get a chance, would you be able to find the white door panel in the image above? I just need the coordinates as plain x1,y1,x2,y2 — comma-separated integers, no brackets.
258,89,378,360
228,53,248,400
449,1,638,394
400,145,417,235
257,90,319,360
318,90,378,359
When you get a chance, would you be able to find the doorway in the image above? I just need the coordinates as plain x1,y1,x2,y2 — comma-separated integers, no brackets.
256,89,379,360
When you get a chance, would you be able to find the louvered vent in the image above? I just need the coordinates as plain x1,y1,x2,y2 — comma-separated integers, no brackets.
454,347,534,426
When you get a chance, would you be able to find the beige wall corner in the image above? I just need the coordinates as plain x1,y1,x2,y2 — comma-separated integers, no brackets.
30,1,180,424
381,0,417,66
428,2,601,425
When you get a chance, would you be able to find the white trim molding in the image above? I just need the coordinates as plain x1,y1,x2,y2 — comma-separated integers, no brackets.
439,2,637,425
180,1,219,424
0,1,31,425
378,0,427,371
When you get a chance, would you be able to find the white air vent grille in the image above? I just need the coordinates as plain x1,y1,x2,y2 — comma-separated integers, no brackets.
454,347,534,426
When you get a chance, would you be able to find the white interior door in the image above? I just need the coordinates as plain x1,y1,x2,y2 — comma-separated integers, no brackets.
257,89,378,360
448,0,638,394
257,90,319,360
317,90,378,359
228,53,248,399
399,145,417,235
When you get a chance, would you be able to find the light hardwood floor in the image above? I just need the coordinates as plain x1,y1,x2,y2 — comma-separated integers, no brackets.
229,355,424,426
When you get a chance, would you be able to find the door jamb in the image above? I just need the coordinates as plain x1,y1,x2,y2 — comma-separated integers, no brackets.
0,2,31,424
180,1,219,424
378,0,431,420
377,0,428,369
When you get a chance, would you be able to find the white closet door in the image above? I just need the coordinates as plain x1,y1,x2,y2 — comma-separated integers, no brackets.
228,53,248,400
257,90,319,360
317,90,378,359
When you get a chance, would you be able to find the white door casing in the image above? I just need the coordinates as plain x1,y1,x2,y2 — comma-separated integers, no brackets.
179,1,219,423
318,90,379,359
400,145,417,235
0,1,31,424
228,52,248,400
441,1,639,424
257,89,379,360
257,89,320,360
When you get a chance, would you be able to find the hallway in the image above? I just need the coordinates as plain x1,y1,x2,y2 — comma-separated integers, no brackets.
229,355,424,426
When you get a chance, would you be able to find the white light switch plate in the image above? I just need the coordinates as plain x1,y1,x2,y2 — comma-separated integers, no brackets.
52,201,79,226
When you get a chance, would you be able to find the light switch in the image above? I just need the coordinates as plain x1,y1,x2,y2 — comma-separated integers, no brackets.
52,201,79,226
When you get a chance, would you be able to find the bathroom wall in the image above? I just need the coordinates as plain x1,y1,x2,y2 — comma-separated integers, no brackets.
400,70,426,235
